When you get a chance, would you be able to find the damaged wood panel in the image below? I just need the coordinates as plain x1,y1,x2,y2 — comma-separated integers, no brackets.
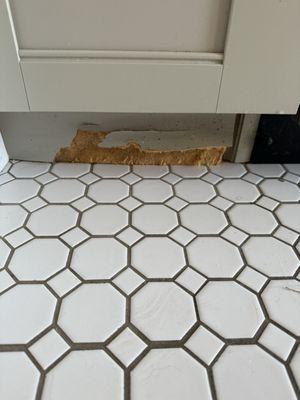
55,129,226,165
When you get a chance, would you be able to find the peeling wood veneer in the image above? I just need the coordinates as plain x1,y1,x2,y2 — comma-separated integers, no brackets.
55,129,226,165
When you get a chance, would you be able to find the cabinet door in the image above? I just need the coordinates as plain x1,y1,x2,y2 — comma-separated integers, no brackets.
0,0,28,111
8,0,231,112
217,0,300,114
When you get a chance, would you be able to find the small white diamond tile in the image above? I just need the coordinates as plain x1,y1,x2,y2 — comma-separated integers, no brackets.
0,270,15,293
1,161,300,400
256,195,279,211
274,226,298,246
170,226,196,246
166,196,188,211
202,172,222,185
258,323,295,361
221,226,249,246
117,227,143,246
175,268,206,294
36,172,57,184
48,269,81,297
237,266,268,292
29,329,70,369
210,196,233,211
119,197,141,211
121,173,141,185
185,326,224,364
61,227,89,247
283,172,300,184
79,173,99,184
71,197,95,211
22,197,47,212
242,172,263,185
108,328,146,366
113,268,145,295
5,228,33,248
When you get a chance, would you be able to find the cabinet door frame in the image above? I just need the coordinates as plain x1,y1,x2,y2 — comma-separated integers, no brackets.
0,0,28,111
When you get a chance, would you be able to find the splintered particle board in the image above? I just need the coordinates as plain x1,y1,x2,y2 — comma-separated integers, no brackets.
55,128,228,165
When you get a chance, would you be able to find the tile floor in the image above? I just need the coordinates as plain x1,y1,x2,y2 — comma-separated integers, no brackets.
0,160,300,400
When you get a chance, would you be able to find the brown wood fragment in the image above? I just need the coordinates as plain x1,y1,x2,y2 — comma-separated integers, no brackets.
55,129,226,165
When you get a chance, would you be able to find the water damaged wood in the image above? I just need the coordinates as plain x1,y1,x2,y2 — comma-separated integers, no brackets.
55,128,226,165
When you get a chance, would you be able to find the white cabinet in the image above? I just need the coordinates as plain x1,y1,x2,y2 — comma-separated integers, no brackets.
1,0,299,113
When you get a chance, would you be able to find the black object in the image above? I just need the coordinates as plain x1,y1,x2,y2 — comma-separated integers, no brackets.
251,107,300,163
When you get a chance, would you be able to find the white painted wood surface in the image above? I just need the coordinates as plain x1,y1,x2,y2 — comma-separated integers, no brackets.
0,0,28,111
20,60,222,112
10,0,231,52
218,0,300,114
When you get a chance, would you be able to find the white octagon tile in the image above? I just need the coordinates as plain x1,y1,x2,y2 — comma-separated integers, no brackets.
243,237,299,277
0,352,39,400
171,165,207,177
0,239,10,268
133,165,169,178
9,238,69,281
93,164,129,177
188,237,243,278
228,204,277,234
113,268,144,295
214,345,296,400
27,205,78,236
81,205,128,235
29,329,70,369
175,180,215,203
247,164,285,177
47,269,81,297
132,205,178,234
132,179,172,202
132,237,185,278
10,161,50,178
210,163,246,178
185,326,224,365
41,179,85,203
0,270,15,293
42,350,123,400
276,204,300,232
262,280,300,335
180,205,227,234
197,282,264,339
258,323,295,361
175,268,206,294
51,163,90,178
131,348,211,400
0,205,27,236
71,238,127,279
88,179,129,203
260,179,300,202
217,179,260,203
291,347,300,389
58,284,125,342
108,328,146,366
0,179,40,203
0,285,56,344
131,282,196,341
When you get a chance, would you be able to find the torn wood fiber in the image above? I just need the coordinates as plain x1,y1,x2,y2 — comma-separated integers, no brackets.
55,129,226,166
